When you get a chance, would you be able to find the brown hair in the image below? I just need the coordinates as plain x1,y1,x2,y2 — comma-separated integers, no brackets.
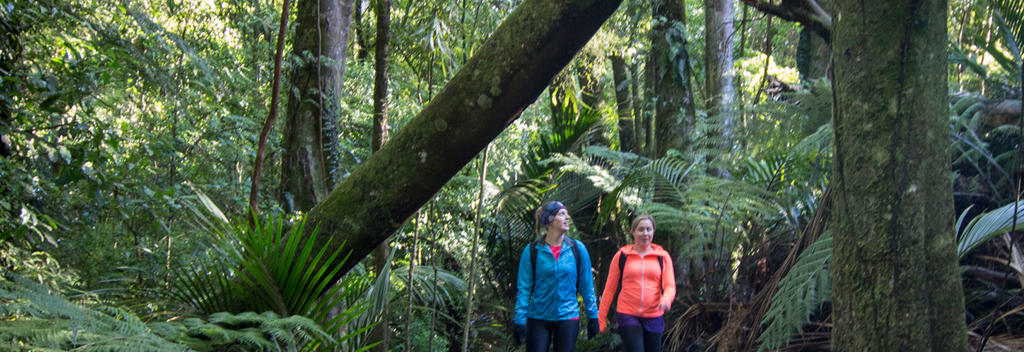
630,215,655,232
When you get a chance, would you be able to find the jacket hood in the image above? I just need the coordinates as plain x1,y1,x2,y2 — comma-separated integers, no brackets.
620,243,671,258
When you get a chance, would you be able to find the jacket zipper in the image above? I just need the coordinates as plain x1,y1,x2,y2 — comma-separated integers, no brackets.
639,253,645,316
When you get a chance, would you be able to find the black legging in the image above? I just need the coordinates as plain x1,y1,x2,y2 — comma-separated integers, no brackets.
618,324,662,352
526,318,579,352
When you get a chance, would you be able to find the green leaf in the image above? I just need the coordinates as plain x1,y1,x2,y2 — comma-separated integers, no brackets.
957,200,1024,258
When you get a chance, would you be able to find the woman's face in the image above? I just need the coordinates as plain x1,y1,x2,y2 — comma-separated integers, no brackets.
548,208,571,233
631,219,654,247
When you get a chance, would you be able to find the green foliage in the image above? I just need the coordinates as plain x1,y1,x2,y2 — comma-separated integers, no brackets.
174,312,333,352
756,231,832,351
991,0,1024,47
950,2,1023,95
949,93,1019,206
956,200,1024,258
744,78,833,158
0,0,279,294
168,193,383,351
0,240,80,290
391,265,467,311
0,273,190,351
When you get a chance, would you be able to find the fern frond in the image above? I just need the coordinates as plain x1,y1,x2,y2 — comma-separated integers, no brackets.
0,274,191,351
756,231,832,351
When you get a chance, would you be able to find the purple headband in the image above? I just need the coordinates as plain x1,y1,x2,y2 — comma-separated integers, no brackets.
541,201,566,226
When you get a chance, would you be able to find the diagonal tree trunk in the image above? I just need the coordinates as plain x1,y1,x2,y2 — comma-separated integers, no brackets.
830,0,968,349
279,0,354,213
304,0,624,281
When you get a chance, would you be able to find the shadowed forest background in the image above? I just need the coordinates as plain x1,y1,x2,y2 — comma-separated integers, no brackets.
2,0,1024,350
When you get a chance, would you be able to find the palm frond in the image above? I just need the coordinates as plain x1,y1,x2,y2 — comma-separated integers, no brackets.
991,0,1024,54
949,43,990,78
957,200,1024,258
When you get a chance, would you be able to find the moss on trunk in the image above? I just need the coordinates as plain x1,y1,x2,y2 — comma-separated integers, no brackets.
279,0,353,212
831,0,968,350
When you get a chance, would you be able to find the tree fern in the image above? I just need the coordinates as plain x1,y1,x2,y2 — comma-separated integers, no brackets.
390,265,466,308
756,230,832,351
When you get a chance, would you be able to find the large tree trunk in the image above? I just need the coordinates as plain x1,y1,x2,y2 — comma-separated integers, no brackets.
830,0,968,350
305,0,623,281
649,0,697,157
704,0,736,151
279,0,354,213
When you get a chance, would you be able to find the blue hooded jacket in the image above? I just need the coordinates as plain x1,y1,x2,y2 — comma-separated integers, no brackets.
513,236,599,325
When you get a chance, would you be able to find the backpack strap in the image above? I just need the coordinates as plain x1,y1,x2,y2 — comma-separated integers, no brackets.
657,256,664,294
567,237,582,294
530,239,541,296
614,249,627,307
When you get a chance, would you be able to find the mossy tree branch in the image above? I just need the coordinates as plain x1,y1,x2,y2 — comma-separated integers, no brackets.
304,0,624,279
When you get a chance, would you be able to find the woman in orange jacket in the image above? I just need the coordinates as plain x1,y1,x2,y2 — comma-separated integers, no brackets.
598,215,675,352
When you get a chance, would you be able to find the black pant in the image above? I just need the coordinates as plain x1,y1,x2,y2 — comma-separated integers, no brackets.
618,324,662,352
526,318,579,352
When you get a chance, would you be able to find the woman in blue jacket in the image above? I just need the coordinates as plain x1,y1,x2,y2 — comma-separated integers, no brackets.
513,201,599,352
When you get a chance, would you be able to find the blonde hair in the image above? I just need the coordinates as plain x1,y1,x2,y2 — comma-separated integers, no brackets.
630,215,655,232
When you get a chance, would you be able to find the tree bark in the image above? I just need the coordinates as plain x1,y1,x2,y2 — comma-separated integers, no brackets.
368,0,391,350
353,0,369,61
830,0,969,350
304,0,623,282
650,0,697,157
279,0,353,213
740,0,832,42
371,0,390,153
611,55,636,153
704,0,736,153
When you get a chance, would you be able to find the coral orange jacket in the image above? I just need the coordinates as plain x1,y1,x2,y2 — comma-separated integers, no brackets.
598,244,676,332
